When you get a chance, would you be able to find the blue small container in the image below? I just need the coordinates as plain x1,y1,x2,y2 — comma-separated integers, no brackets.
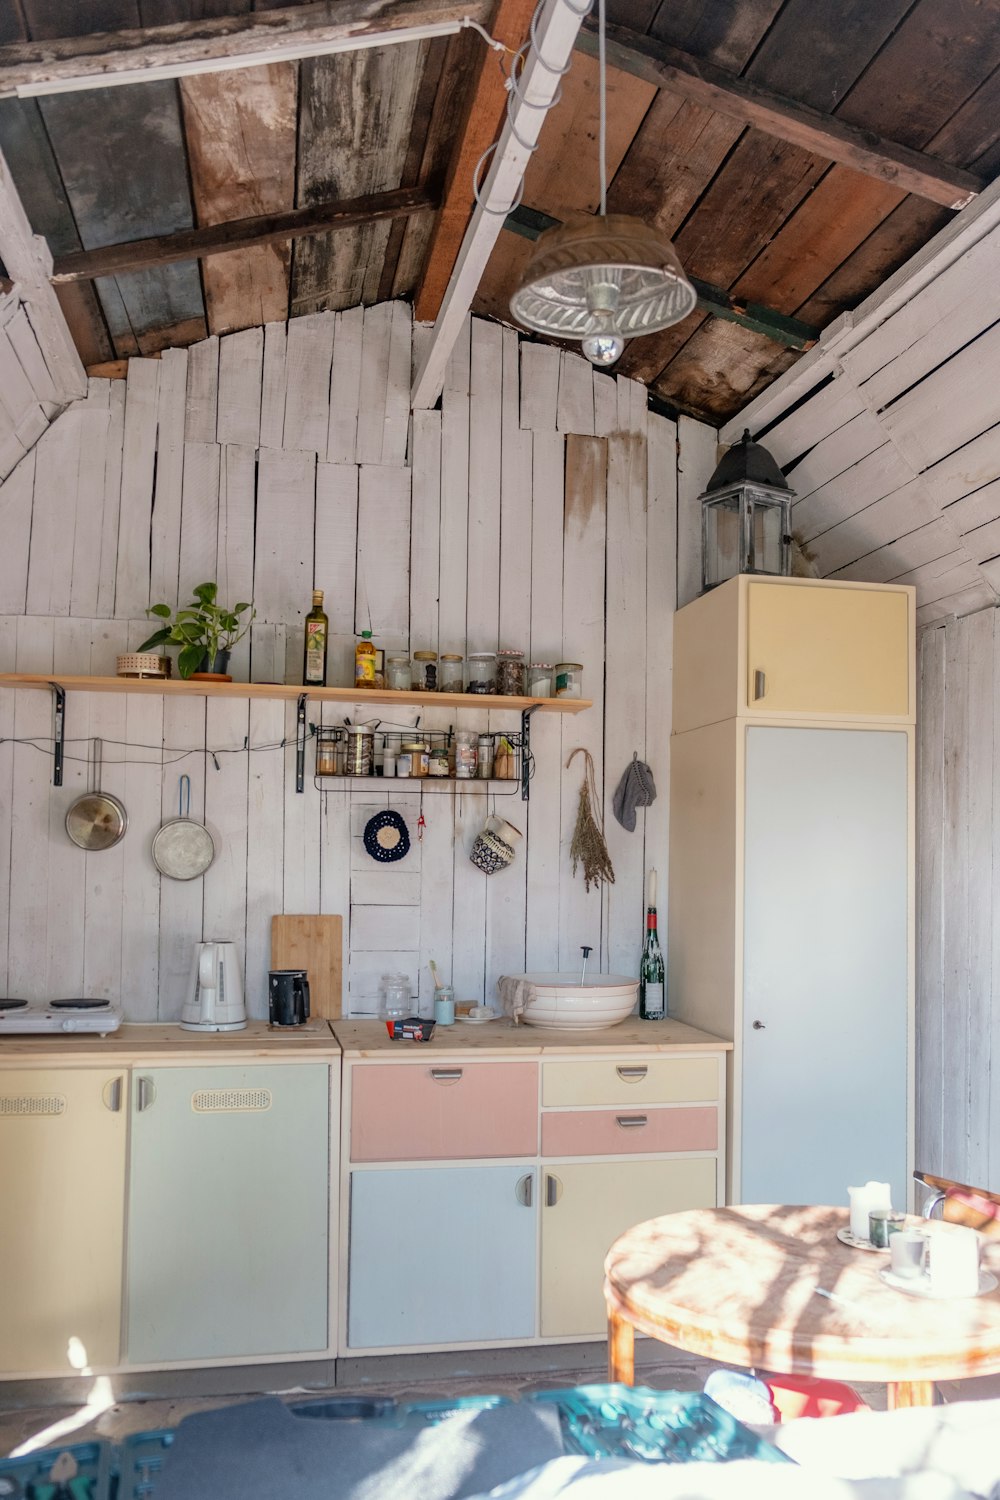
0,1438,114,1500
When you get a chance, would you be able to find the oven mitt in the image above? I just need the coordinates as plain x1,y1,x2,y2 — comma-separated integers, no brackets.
612,754,656,832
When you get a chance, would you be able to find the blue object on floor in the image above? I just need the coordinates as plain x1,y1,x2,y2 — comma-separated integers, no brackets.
0,1439,114,1500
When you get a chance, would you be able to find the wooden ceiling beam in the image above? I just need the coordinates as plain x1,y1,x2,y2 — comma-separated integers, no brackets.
575,21,984,212
413,0,536,323
0,0,492,97
48,186,435,284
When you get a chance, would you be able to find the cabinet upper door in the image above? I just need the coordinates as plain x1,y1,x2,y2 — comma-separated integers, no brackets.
745,580,912,720
0,1067,127,1373
127,1063,330,1364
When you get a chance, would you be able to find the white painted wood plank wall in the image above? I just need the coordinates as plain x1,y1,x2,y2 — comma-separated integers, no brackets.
0,303,717,1020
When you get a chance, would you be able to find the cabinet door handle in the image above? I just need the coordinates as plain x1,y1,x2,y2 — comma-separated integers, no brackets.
753,669,766,701
102,1076,123,1113
514,1172,533,1207
616,1114,648,1129
616,1065,647,1082
752,1020,766,1030
429,1068,463,1083
545,1173,563,1207
136,1075,156,1112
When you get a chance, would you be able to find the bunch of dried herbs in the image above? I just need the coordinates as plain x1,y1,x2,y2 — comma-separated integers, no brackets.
566,746,615,892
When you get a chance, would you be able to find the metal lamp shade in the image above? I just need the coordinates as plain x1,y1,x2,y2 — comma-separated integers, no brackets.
509,215,697,340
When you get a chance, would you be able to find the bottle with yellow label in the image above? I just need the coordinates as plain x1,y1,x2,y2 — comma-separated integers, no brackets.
355,629,376,688
303,590,328,685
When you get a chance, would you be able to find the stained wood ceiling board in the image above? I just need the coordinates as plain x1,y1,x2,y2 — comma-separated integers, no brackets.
180,63,298,336
377,30,448,302
644,0,785,73
20,0,138,37
292,42,427,315
742,0,915,117
271,914,343,1019
38,81,205,355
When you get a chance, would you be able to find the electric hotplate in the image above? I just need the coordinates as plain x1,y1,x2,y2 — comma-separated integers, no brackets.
0,998,123,1034
0,999,28,1010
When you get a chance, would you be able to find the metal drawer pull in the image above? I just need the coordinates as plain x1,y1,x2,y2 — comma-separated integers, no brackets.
514,1172,533,1207
753,669,766,701
616,1065,647,1082
102,1076,123,1113
545,1173,563,1207
616,1114,648,1129
430,1068,463,1083
136,1076,155,1112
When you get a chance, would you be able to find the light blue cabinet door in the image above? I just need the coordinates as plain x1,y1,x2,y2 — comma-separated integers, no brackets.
348,1166,536,1348
742,728,908,1207
127,1064,329,1363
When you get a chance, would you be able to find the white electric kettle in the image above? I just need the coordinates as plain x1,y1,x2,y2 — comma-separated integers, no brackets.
181,941,247,1032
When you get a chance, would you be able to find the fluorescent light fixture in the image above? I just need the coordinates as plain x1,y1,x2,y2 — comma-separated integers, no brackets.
14,20,465,97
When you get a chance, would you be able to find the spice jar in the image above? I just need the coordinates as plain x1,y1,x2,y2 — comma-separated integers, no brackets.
387,654,410,691
344,724,375,775
429,746,450,777
412,651,438,691
455,729,478,779
315,727,342,776
477,733,494,778
496,648,525,697
382,734,398,777
439,654,464,693
527,662,553,698
467,652,497,694
554,662,583,699
402,739,429,777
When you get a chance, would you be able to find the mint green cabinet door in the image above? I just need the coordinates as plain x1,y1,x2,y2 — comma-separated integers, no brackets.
127,1064,330,1363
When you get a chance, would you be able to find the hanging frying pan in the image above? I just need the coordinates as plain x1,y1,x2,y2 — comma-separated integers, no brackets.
65,738,128,851
152,774,215,881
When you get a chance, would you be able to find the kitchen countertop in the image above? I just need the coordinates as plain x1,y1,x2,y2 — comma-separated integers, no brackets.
0,1019,341,1064
332,1016,731,1057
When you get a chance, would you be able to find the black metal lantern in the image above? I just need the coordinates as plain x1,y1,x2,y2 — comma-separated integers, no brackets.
699,429,794,592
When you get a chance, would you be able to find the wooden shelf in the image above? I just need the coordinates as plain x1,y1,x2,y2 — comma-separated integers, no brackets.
0,675,592,715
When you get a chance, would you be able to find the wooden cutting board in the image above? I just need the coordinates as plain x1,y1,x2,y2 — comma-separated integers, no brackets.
270,915,343,1019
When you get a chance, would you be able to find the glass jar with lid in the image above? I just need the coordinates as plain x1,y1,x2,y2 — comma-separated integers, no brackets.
402,739,429,777
315,727,343,776
466,652,497,694
455,728,478,779
554,662,583,699
386,654,410,691
439,654,464,693
412,651,438,691
496,648,525,697
428,746,450,777
527,662,553,698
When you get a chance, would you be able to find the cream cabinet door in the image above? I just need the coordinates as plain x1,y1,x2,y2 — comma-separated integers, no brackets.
540,1158,717,1338
0,1067,127,1373
745,581,911,719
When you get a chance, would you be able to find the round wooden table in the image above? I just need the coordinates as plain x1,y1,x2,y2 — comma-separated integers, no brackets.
604,1204,1000,1409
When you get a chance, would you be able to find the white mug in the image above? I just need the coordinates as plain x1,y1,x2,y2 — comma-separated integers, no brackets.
889,1228,928,1280
926,1224,981,1297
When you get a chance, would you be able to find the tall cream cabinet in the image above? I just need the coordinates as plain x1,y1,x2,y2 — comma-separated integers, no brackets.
668,576,915,1208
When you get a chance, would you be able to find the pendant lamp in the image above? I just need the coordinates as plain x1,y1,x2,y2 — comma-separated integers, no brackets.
509,0,696,365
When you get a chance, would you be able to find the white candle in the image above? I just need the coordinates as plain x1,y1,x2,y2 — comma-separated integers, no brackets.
647,869,657,909
848,1181,892,1241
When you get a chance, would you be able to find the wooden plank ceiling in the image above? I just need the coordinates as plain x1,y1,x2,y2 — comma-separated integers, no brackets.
0,0,999,421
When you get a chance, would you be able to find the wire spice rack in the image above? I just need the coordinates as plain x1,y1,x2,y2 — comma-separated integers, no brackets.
311,720,534,799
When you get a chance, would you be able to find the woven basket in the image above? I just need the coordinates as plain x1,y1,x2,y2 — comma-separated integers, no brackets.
116,653,172,679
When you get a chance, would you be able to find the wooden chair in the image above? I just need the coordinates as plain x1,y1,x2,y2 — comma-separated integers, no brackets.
914,1170,1000,1238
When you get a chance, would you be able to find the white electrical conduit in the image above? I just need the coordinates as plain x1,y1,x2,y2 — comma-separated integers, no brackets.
410,0,589,410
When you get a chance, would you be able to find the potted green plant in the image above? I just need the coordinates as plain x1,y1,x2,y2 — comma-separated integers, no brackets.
138,583,255,681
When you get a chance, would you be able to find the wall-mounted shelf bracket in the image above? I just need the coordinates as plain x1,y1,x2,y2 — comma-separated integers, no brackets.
51,684,66,787
295,694,307,793
521,706,538,802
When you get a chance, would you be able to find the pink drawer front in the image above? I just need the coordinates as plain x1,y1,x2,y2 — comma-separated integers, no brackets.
350,1061,538,1162
541,1106,717,1158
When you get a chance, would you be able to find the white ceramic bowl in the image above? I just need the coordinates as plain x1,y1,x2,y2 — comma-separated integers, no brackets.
515,973,639,1030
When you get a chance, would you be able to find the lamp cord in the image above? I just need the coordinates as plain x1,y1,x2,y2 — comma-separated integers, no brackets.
598,0,607,217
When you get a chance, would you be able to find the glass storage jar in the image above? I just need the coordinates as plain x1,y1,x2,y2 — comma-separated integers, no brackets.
496,648,525,697
429,746,450,777
554,662,583,699
439,654,464,693
315,727,343,776
402,739,429,777
412,651,438,691
387,654,410,691
477,733,494,778
527,662,553,698
344,724,375,775
380,973,410,1020
467,652,497,694
455,729,478,779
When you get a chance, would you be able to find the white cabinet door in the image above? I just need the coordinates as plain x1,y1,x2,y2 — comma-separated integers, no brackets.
742,728,908,1206
348,1166,536,1348
127,1064,330,1363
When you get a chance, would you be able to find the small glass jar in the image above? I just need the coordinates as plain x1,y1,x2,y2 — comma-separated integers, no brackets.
380,973,410,1021
467,652,497,694
496,648,525,697
387,654,410,691
315,727,342,776
396,750,412,778
402,739,429,777
344,724,375,775
527,662,553,698
439,654,464,693
455,728,478,779
477,733,494,778
382,734,398,778
428,746,450,777
554,662,583,699
412,651,438,691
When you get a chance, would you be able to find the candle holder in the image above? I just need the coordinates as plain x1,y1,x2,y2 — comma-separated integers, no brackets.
869,1209,905,1249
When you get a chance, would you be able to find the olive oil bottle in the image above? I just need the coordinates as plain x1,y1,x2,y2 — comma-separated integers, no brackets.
303,589,329,685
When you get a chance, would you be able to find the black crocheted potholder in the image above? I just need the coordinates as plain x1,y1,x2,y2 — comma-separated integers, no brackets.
363,809,411,863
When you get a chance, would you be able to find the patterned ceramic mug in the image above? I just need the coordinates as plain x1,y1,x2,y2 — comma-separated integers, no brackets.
470,827,515,874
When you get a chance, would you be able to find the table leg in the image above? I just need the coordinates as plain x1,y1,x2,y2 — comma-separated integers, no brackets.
607,1307,635,1385
887,1380,936,1410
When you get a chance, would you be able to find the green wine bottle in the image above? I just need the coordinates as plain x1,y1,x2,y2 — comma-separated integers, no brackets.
639,868,665,1020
